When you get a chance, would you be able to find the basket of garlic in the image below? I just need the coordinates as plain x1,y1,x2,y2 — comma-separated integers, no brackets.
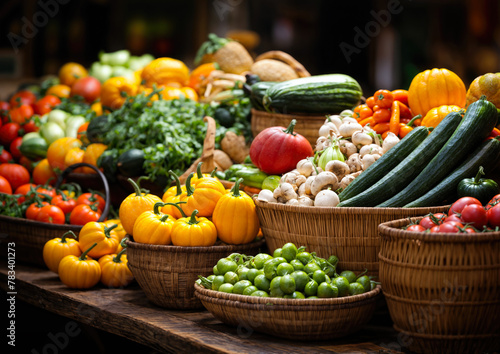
254,113,448,276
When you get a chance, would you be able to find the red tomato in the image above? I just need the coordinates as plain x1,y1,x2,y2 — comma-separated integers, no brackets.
14,182,36,203
0,122,20,146
419,213,446,229
69,204,101,225
9,104,34,125
0,101,10,123
429,225,441,233
444,214,463,223
448,197,482,216
439,222,463,233
26,201,49,220
463,226,477,234
0,148,13,163
75,192,106,212
51,194,77,214
22,120,39,133
71,76,101,103
249,120,313,175
405,224,426,232
485,194,500,211
36,204,65,224
373,89,394,109
461,204,488,230
487,204,500,228
0,175,12,194
0,163,30,191
33,95,61,115
9,136,23,160
9,90,37,108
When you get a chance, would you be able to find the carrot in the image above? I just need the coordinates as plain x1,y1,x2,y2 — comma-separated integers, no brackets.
242,185,262,196
372,122,391,134
389,100,401,136
487,127,500,139
359,116,375,127
391,89,409,106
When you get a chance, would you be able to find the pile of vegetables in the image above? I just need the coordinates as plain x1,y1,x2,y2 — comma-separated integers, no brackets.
197,242,377,298
89,49,154,83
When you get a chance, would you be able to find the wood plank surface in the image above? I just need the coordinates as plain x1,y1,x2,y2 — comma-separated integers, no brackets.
0,261,405,354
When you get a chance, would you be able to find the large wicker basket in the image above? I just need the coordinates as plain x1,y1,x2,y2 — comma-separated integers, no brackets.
125,238,266,310
378,217,500,354
251,109,326,146
0,163,110,267
254,200,449,277
194,283,382,341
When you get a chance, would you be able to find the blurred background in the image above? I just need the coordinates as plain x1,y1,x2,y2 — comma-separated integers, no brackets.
0,0,499,98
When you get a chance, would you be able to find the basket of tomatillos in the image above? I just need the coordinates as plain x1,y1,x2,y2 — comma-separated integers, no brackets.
377,195,500,354
194,242,382,341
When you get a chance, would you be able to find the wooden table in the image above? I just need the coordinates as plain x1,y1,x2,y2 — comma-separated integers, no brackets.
0,261,405,353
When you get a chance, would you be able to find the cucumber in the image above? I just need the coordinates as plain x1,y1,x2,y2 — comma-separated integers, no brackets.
404,138,500,207
263,74,362,114
117,148,145,177
378,97,498,207
338,112,463,207
249,81,277,111
338,126,429,202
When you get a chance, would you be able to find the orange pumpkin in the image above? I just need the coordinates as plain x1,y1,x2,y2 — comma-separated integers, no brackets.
100,77,137,110
141,57,190,88
420,105,463,128
465,73,500,109
408,68,466,117
82,143,107,174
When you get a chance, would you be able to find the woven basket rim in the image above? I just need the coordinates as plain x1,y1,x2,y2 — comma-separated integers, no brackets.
393,324,500,340
125,238,266,253
194,283,382,308
379,217,500,242
0,214,82,231
254,198,450,215
251,108,327,119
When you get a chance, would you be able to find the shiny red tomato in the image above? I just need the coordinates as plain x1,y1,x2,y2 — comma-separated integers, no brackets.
75,192,106,212
0,175,12,194
71,76,101,103
9,136,23,160
373,89,394,109
33,95,61,115
405,224,426,232
36,204,65,224
22,120,39,133
448,197,482,216
9,104,34,125
419,213,446,229
9,90,37,108
486,204,500,228
429,225,441,233
0,122,20,146
0,163,30,190
0,148,13,163
69,204,101,225
439,222,463,233
51,194,77,214
25,201,49,220
0,101,10,123
444,214,463,223
461,204,488,230
485,194,500,211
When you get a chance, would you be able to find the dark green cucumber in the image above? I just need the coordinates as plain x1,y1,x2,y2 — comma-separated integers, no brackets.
249,81,277,111
404,138,500,207
338,126,430,202
378,97,498,207
338,111,463,207
263,74,362,114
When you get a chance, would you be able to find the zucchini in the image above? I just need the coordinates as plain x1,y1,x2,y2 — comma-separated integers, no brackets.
262,74,362,114
338,126,429,202
117,148,145,177
378,97,498,207
249,81,277,111
404,138,500,207
337,112,463,207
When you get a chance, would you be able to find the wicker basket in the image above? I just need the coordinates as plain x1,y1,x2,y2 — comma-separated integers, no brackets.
0,163,110,267
125,238,266,310
251,109,326,146
194,283,382,341
378,217,500,354
254,199,449,277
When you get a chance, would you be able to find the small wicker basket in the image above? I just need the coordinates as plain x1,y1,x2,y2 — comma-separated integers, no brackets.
194,283,382,341
251,108,326,146
378,217,500,354
255,199,448,277
125,238,266,310
0,163,110,267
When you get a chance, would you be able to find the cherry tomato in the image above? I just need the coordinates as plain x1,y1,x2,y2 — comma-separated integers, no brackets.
439,222,463,233
0,175,12,194
461,204,488,230
486,204,500,228
373,108,391,123
353,104,373,120
365,96,375,109
0,122,20,146
0,148,13,163
69,204,101,225
405,224,426,232
70,76,101,103
9,90,37,108
9,136,23,160
9,104,34,125
33,95,61,115
448,197,482,216
373,89,394,109
36,204,65,224
76,192,106,212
